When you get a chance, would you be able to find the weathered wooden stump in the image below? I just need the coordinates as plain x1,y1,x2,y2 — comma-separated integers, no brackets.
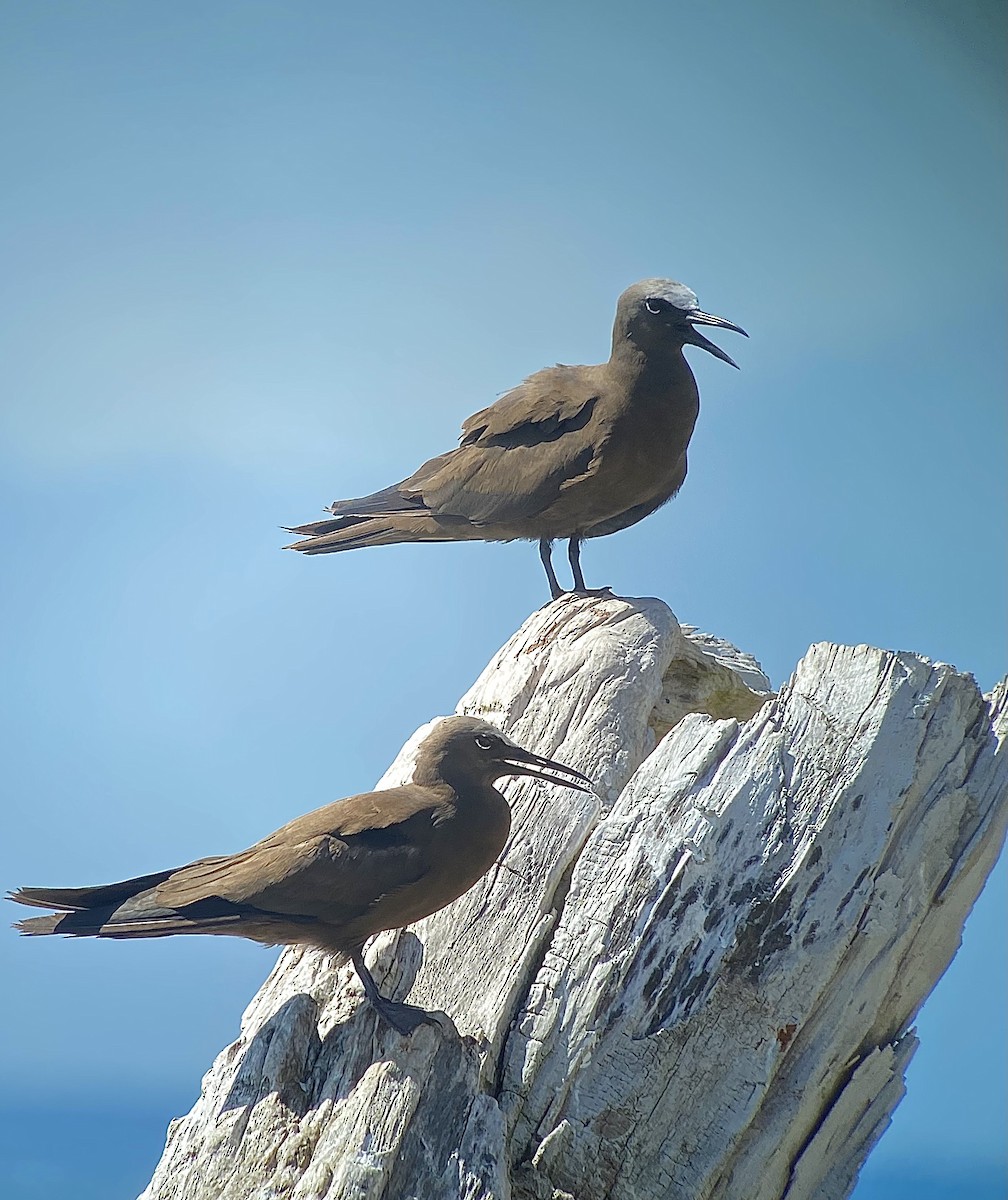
140,595,1007,1200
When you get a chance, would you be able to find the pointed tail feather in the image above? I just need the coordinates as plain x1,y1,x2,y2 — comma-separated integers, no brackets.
16,912,73,935
284,483,432,540
9,875,317,946
11,888,286,942
283,515,365,539
282,468,482,553
14,904,245,939
10,869,245,939
9,869,180,914
283,514,474,555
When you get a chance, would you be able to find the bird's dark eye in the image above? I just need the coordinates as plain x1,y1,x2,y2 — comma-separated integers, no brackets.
644,298,666,315
475,734,494,751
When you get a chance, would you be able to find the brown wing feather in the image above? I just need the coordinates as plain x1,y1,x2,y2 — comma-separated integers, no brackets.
459,366,599,447
286,366,606,543
154,785,443,926
389,369,603,527
400,444,589,526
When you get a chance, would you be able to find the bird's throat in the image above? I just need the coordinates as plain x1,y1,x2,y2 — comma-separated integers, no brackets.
608,339,697,421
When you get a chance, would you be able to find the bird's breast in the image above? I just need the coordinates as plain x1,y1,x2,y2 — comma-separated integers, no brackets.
368,792,511,931
539,379,699,536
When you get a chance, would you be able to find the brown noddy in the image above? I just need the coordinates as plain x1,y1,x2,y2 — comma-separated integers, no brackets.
9,716,591,1035
285,279,747,598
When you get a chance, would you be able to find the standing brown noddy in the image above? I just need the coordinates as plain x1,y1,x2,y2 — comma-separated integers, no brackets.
285,278,747,598
9,716,591,1035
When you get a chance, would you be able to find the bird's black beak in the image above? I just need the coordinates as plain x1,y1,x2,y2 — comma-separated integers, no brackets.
500,746,594,792
684,309,748,369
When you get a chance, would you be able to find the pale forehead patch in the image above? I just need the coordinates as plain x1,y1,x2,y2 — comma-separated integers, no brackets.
648,280,699,311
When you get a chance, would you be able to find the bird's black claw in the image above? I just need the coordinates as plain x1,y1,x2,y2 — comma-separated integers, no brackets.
548,585,614,601
373,997,443,1037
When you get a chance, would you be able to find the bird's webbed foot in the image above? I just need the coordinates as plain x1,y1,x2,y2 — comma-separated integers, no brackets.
569,585,614,597
352,950,442,1037
371,994,442,1036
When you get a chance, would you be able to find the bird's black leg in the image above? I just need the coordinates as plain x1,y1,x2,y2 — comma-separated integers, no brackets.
568,537,612,596
539,538,564,600
351,950,439,1036
568,537,588,591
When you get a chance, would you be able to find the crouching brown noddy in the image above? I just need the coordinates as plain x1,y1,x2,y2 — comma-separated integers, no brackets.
9,717,591,1036
285,278,747,598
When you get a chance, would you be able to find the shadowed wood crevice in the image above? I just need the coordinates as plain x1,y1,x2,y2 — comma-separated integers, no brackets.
489,838,586,1106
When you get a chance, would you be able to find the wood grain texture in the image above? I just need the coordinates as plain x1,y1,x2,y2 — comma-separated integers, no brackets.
140,596,1006,1200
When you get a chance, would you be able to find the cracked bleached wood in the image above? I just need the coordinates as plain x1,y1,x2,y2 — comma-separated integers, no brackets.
139,595,1007,1200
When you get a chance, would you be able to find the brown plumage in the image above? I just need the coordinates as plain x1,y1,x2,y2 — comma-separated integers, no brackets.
286,279,747,597
9,716,591,1035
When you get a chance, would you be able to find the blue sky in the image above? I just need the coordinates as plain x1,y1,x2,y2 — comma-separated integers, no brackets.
0,2,1004,1196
